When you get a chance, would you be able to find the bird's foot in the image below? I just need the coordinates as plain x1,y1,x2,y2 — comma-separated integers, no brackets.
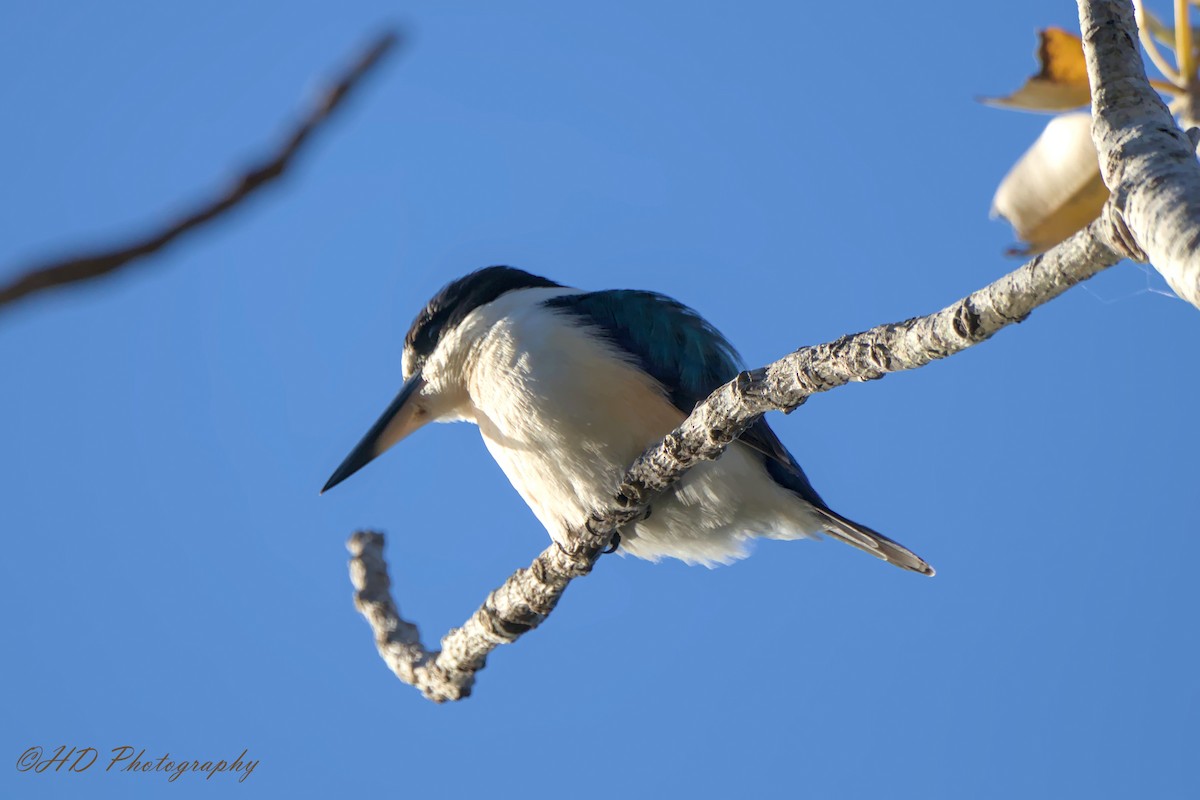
603,531,621,554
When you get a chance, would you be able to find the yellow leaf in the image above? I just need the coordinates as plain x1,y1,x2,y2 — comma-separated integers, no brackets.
981,28,1092,112
991,112,1109,254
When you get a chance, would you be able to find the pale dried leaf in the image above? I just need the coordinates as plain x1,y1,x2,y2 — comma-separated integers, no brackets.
992,112,1109,254
982,28,1092,112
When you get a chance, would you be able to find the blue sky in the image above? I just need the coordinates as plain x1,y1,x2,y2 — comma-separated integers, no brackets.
2,2,1197,798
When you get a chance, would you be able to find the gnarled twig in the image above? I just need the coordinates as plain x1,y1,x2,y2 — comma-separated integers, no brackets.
349,0,1200,704
0,30,400,311
1078,0,1200,307
348,221,1122,702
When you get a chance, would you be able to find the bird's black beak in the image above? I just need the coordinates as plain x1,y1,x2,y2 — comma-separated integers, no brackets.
321,372,428,494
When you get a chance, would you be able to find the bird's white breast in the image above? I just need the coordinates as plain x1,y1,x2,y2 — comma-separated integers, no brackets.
452,288,823,565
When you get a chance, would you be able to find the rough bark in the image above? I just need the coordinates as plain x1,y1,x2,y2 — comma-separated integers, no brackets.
343,0,1196,705
0,31,399,311
349,222,1122,703
1079,0,1200,306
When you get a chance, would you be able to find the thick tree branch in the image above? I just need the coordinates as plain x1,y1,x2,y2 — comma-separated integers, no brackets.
0,30,400,311
349,221,1122,703
1078,0,1200,307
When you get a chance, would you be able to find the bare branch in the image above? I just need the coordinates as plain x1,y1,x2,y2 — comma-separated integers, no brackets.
348,0,1200,705
348,530,590,702
349,221,1122,702
0,30,400,311
1078,0,1200,307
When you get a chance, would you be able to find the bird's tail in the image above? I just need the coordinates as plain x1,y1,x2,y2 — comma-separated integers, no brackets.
811,507,935,576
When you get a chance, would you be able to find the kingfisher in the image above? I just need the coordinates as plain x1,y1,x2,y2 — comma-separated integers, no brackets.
322,266,933,575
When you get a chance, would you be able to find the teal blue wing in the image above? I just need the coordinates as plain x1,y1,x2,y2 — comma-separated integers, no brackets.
544,289,934,575
543,290,829,509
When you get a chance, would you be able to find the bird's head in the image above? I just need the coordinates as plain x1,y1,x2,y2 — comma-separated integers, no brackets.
321,266,561,493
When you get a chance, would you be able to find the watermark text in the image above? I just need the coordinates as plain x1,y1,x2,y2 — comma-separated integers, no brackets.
16,745,258,783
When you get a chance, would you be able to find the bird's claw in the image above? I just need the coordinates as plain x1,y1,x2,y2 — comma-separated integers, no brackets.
602,504,651,554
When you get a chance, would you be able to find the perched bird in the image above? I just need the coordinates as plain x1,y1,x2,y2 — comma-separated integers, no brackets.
323,266,933,575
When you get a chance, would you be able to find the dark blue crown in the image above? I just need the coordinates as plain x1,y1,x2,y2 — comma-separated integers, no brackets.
404,266,562,362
